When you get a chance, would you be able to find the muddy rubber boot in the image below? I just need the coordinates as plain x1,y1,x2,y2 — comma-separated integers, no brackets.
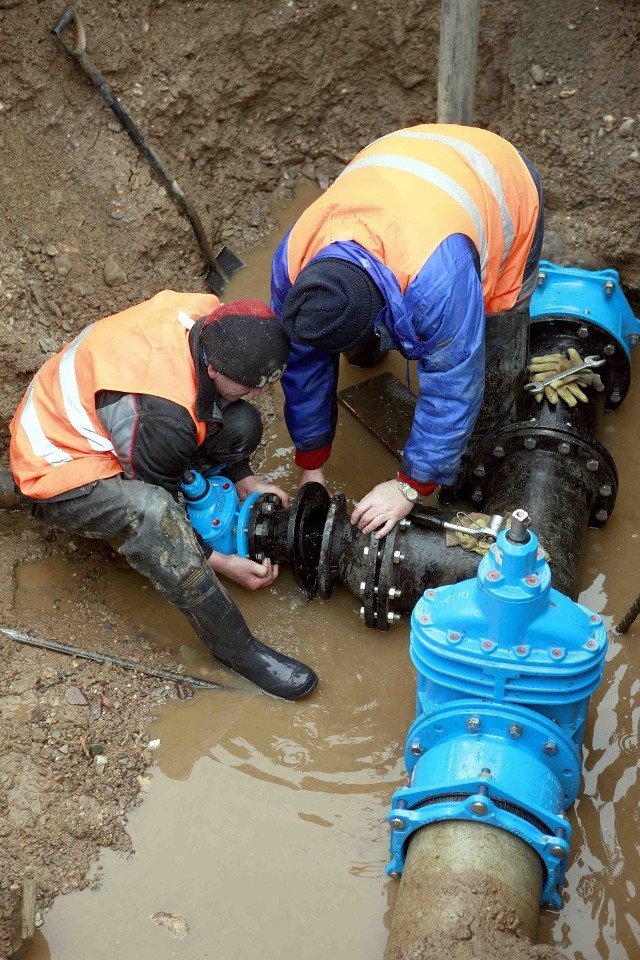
168,564,318,700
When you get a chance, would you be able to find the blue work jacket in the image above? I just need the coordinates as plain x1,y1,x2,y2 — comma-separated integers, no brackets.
270,232,486,486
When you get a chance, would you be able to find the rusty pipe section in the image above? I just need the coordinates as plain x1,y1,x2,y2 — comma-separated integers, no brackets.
384,822,545,959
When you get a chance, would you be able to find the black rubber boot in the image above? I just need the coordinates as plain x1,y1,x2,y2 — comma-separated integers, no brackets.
167,564,318,700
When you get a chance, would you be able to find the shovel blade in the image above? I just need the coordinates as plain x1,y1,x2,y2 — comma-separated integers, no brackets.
215,246,246,278
204,246,246,296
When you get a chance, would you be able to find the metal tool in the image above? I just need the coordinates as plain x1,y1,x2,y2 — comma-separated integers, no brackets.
411,509,505,541
51,7,245,296
0,627,230,690
524,355,606,393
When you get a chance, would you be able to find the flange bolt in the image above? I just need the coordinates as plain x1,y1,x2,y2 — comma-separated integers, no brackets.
410,740,423,756
466,717,481,733
509,723,523,739
603,279,615,298
543,740,558,756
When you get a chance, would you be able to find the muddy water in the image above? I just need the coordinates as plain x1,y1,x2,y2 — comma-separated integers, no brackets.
24,186,640,960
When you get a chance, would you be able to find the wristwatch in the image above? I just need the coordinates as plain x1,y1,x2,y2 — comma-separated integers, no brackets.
396,480,418,502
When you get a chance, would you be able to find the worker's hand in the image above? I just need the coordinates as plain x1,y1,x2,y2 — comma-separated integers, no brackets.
350,479,414,539
208,551,279,590
234,475,289,508
299,468,327,490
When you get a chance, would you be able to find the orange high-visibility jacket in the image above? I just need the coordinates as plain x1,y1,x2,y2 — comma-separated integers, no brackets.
10,290,219,500
286,124,540,312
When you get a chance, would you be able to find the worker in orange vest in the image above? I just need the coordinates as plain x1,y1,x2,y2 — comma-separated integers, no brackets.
271,124,544,537
9,292,317,700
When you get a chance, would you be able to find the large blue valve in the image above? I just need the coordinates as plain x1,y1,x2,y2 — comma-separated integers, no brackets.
386,510,608,908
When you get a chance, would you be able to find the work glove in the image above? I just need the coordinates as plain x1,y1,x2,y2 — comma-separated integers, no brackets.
528,348,604,407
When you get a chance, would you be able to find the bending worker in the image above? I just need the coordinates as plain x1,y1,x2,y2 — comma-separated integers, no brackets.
9,291,318,701
271,123,544,538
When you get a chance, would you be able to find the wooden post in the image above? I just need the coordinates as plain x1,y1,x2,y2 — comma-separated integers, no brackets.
437,0,480,125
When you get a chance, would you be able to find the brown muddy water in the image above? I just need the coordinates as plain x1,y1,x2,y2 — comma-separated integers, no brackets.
23,186,640,960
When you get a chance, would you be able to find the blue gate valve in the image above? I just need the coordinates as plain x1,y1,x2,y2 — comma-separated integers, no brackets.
181,469,261,556
386,509,608,908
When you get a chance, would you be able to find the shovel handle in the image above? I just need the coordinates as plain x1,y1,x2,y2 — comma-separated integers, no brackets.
50,7,232,293
51,7,87,60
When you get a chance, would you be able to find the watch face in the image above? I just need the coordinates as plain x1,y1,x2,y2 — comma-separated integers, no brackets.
398,481,417,501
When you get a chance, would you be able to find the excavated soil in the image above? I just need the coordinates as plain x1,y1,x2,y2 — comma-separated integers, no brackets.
1,1,639,957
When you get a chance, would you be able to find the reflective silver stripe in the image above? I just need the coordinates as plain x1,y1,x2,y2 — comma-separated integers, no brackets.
59,326,115,454
19,382,73,467
391,130,514,273
338,152,489,279
515,267,538,304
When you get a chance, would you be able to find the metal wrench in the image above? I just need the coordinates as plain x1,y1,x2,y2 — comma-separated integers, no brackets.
524,355,606,393
410,510,505,541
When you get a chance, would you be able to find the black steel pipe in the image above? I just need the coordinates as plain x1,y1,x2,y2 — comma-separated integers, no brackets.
483,450,593,598
524,315,631,411
317,494,480,628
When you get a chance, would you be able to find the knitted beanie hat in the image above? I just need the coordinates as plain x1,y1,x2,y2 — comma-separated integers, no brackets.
200,300,290,388
280,258,385,354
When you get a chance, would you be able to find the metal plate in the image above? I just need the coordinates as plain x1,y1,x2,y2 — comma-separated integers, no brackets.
338,373,415,459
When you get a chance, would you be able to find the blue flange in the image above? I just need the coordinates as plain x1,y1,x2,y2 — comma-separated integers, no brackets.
531,260,640,359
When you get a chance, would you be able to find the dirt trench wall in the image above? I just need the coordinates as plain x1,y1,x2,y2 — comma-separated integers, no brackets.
1,0,639,455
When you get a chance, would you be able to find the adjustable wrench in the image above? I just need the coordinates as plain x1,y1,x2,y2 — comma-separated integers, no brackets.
525,355,606,393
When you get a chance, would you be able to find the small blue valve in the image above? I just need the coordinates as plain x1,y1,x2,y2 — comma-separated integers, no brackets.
181,469,261,557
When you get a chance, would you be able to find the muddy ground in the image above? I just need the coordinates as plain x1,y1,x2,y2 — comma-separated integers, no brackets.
0,0,639,956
